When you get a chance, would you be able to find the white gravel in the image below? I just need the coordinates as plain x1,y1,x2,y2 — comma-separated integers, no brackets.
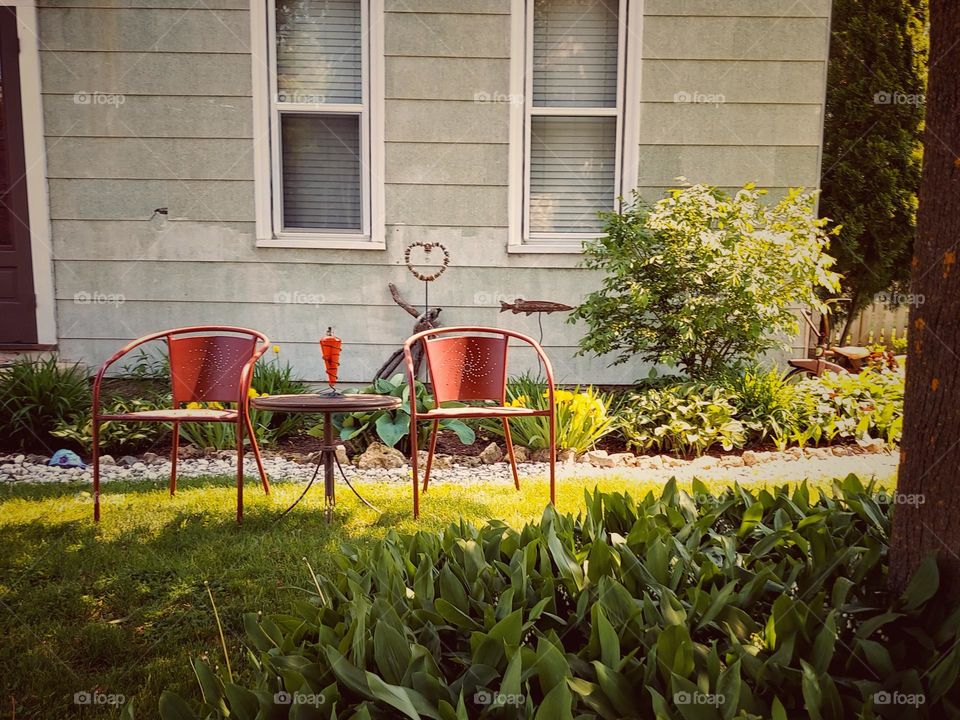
0,447,899,488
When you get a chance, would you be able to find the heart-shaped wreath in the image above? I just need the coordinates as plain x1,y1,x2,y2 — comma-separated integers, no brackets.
404,242,450,282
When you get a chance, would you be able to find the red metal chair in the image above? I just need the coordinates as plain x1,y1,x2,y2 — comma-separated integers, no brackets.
91,326,271,523
403,326,556,519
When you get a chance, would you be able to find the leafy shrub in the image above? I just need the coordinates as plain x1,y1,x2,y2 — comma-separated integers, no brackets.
160,477,960,719
311,373,475,454
793,368,905,446
571,183,841,378
722,365,803,450
0,355,90,452
483,374,617,453
615,367,905,456
618,382,748,455
53,396,171,454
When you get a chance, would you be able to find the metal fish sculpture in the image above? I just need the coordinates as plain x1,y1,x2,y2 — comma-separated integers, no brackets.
499,299,574,316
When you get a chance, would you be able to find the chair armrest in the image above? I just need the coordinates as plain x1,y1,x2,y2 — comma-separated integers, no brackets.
92,330,174,419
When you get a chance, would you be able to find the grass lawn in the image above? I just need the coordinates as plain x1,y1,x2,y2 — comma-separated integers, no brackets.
1,470,896,718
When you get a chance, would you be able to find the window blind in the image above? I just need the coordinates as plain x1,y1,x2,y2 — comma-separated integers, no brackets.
532,0,619,108
529,116,616,234
281,114,362,230
275,0,362,104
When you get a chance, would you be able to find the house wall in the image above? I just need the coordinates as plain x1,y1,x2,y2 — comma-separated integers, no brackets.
37,0,831,383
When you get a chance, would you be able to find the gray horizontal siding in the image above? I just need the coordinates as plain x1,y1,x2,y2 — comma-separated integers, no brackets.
644,0,830,17
46,138,254,179
643,17,830,61
386,57,510,101
636,146,821,187
637,103,823,146
39,6,250,52
40,51,251,95
385,11,510,58
43,95,254,138
640,60,827,103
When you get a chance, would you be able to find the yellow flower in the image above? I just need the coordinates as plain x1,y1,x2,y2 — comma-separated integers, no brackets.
508,395,527,408
186,402,202,410
272,345,280,354
248,387,260,399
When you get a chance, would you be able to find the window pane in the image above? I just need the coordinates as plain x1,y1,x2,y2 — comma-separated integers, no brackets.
276,0,361,104
532,0,619,108
529,116,616,234
281,114,361,230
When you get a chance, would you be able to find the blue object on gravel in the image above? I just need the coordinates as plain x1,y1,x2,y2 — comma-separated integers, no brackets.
48,449,87,469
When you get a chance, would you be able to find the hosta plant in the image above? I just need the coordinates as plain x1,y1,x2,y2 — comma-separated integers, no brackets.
310,373,475,454
618,382,748,455
482,374,617,453
793,367,904,446
159,476,960,719
53,396,171,454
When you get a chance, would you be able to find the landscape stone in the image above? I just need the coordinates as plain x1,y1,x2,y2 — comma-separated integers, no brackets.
357,443,406,470
479,443,504,465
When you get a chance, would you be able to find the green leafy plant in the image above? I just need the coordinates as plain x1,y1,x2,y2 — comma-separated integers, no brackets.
310,373,475,454
53,396,172,454
793,367,905,446
618,381,748,455
722,365,803,450
483,374,617,452
571,183,841,378
0,355,90,452
249,347,310,442
161,476,960,719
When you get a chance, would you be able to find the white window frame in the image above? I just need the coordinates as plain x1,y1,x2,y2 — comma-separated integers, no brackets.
508,0,642,254
251,0,385,250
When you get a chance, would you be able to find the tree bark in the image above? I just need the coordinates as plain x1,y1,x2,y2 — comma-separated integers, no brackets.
888,0,960,594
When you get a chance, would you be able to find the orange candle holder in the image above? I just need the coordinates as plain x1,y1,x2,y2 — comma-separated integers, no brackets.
319,327,342,393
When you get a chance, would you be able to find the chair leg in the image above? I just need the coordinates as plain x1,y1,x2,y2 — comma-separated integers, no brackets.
92,419,101,522
548,410,556,506
236,421,244,523
170,421,179,496
410,416,419,519
422,420,439,493
244,411,270,495
502,417,521,491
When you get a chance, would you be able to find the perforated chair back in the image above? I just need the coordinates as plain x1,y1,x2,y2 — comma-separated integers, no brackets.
169,334,258,405
422,334,509,404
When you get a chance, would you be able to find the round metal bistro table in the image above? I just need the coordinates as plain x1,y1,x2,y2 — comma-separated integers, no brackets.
250,393,402,521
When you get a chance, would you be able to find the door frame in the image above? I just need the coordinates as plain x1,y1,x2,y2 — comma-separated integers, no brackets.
1,0,54,346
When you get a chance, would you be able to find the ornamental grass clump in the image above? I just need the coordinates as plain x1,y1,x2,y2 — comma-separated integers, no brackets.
483,374,617,453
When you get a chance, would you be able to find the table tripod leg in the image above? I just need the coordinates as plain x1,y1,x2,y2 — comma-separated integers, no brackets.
335,454,380,512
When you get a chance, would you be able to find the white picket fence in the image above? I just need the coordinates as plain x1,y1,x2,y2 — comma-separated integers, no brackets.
834,302,911,347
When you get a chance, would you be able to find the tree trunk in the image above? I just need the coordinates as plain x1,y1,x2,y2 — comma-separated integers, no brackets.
888,0,960,594
837,290,860,346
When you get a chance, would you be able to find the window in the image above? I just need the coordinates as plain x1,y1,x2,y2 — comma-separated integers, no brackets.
510,0,639,251
254,0,384,248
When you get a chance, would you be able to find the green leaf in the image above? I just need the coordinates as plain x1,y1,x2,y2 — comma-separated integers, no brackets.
435,598,479,631
738,502,764,537
440,419,475,445
533,682,574,720
223,684,258,720
546,527,584,590
374,621,412,685
158,691,197,720
594,605,620,669
901,554,939,611
376,412,410,448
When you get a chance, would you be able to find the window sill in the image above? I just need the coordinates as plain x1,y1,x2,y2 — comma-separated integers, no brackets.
257,234,386,251
507,242,585,254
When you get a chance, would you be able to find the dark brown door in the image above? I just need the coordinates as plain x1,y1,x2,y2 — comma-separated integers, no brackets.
0,6,35,344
